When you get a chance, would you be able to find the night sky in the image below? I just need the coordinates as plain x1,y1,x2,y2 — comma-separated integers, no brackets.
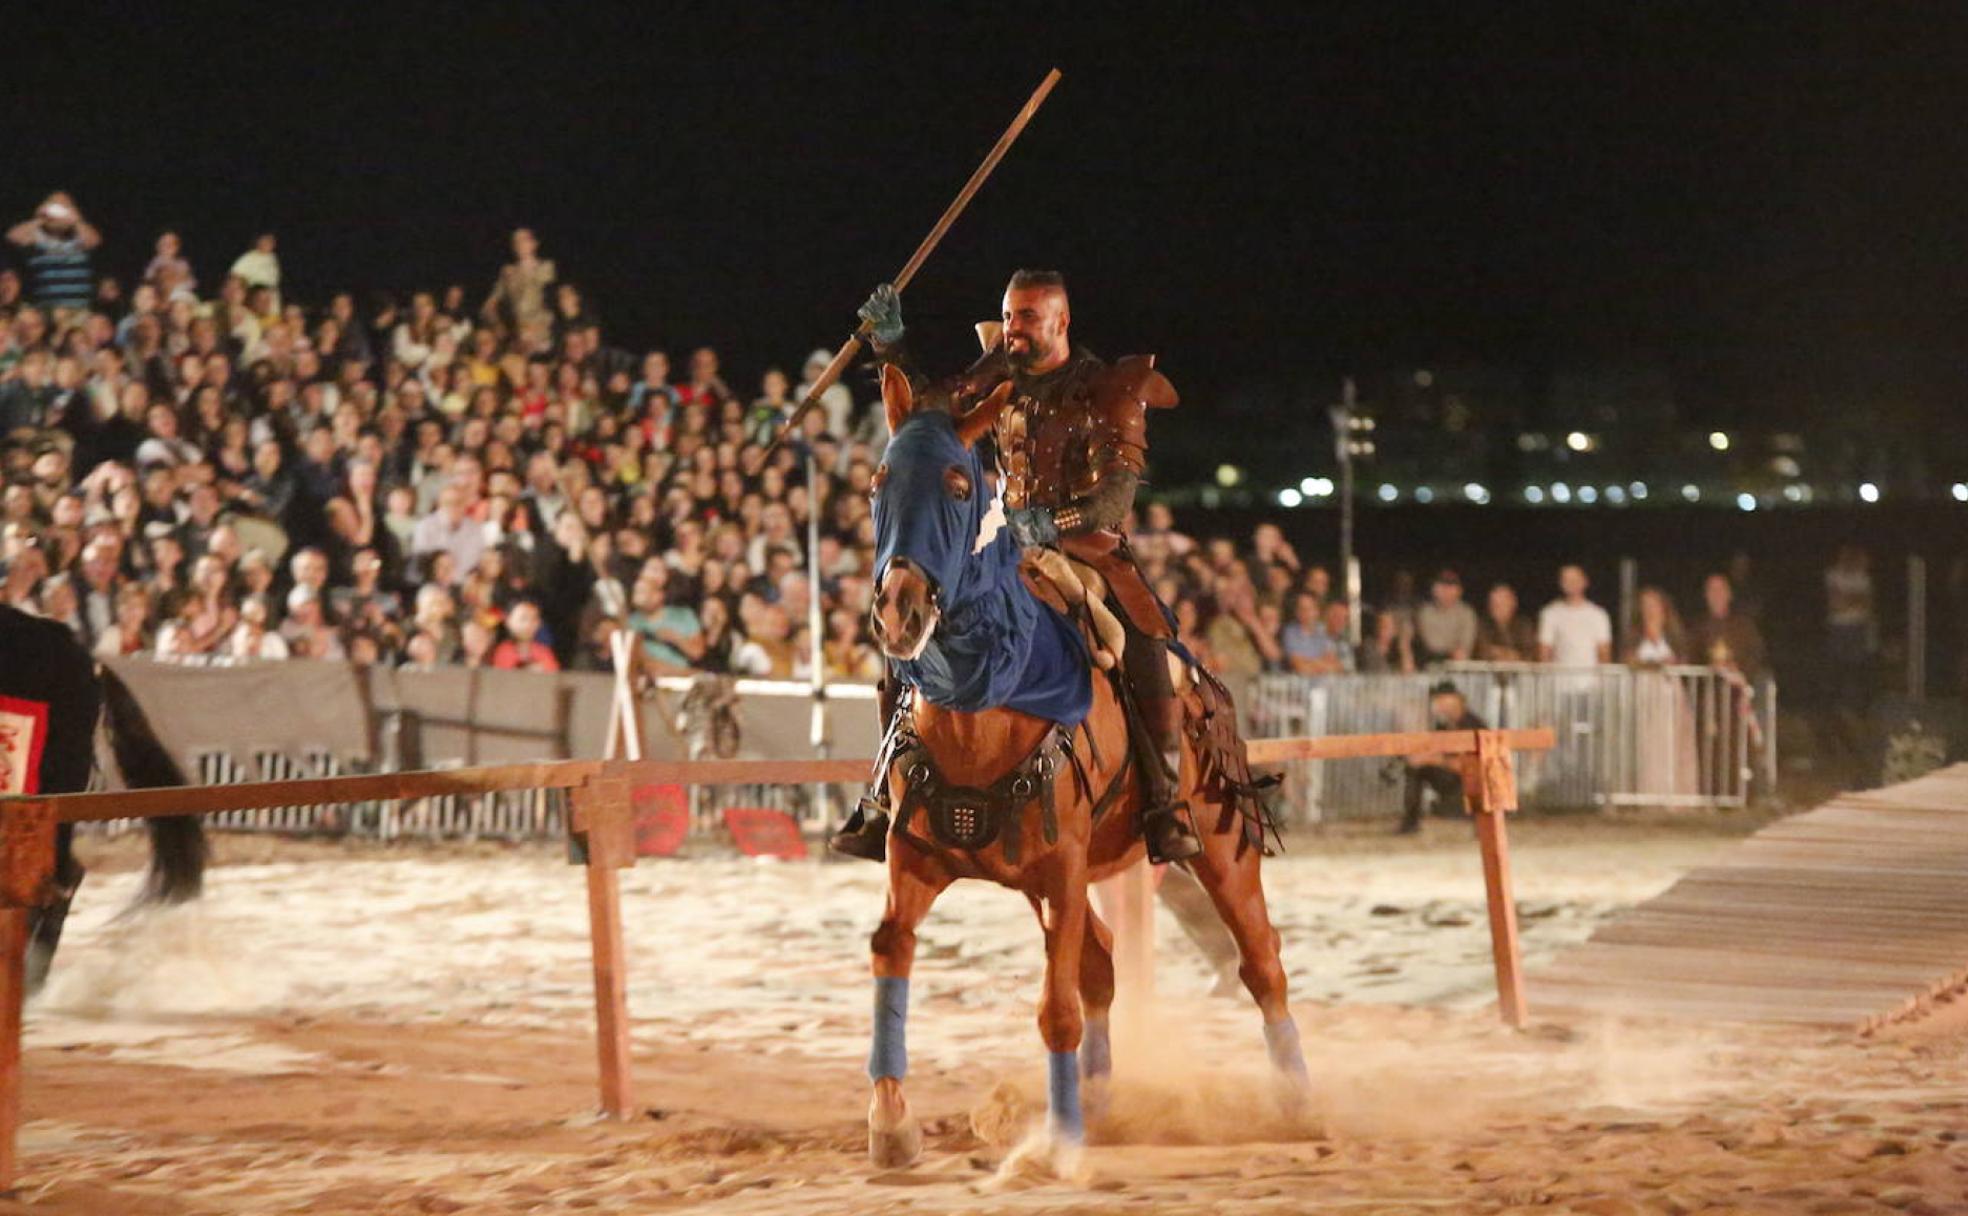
7,6,1965,425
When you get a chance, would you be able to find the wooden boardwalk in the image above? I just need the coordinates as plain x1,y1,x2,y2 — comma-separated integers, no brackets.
1529,765,1968,1031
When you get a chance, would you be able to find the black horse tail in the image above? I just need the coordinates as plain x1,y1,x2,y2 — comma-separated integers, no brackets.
99,665,208,906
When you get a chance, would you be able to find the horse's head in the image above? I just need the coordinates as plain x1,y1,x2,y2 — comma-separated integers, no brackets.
869,365,1014,661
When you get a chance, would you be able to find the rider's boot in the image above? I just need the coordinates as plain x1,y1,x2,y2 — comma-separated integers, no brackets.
1137,679,1203,864
830,674,900,863
830,796,892,863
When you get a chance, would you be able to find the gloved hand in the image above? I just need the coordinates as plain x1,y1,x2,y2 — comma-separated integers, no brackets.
1006,506,1059,548
857,282,905,347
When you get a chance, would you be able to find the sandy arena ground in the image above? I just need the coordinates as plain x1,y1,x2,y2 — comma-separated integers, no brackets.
6,813,1968,1215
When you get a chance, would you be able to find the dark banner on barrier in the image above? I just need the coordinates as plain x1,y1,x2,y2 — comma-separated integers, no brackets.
105,659,884,784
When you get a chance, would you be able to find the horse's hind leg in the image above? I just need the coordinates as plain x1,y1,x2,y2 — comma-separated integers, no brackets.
866,853,950,1168
1190,820,1310,1091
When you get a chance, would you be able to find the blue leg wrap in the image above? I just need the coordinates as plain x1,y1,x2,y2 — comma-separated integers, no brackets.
1048,1049,1084,1142
868,976,909,1080
1264,1016,1309,1081
1081,1016,1112,1082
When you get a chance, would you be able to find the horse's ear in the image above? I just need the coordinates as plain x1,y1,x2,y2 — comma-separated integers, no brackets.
881,363,915,433
954,380,1014,448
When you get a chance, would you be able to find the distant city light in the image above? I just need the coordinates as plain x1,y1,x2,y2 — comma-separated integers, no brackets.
1578,485,1599,504
1376,483,1399,503
1414,369,1434,388
1524,485,1546,505
1605,485,1627,505
1216,464,1243,488
1413,486,1435,504
1630,481,1649,500
1736,492,1757,512
1771,456,1801,478
1783,485,1804,503
1709,432,1731,452
1681,484,1701,502
1277,487,1303,508
1463,483,1490,505
1566,431,1590,452
1551,482,1573,504
1954,483,1968,503
1300,476,1335,498
1859,482,1880,503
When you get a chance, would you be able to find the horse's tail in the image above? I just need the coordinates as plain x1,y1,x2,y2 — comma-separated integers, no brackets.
99,664,208,905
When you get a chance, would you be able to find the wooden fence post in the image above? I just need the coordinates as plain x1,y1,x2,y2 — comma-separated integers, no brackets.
570,769,636,1118
0,796,57,1193
1463,731,1528,1029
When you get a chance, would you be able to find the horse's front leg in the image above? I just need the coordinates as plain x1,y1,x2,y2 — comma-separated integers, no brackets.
867,851,950,1168
1037,861,1092,1147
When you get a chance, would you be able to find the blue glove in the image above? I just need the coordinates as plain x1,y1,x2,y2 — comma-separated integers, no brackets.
1007,506,1059,548
857,282,905,347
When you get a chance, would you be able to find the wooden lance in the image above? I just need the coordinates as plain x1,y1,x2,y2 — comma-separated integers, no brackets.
755,68,1062,469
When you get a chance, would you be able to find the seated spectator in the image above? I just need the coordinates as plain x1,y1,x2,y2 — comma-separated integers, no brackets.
627,573,702,672
229,594,290,660
1399,681,1486,834
489,598,560,672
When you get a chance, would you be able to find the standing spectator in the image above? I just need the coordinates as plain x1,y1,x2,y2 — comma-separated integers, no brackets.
1690,573,1766,681
7,193,101,315
1823,544,1875,682
1204,571,1277,678
1473,582,1538,662
1357,608,1415,674
1413,569,1478,667
1624,586,1689,665
1279,591,1324,673
1538,565,1612,666
481,228,556,353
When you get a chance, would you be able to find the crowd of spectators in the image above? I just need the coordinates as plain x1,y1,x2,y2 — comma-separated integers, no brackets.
0,191,1778,694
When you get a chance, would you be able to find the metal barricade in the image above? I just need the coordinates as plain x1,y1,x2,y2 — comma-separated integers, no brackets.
1240,663,1773,823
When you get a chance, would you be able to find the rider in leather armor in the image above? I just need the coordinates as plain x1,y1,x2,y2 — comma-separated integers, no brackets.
831,270,1203,864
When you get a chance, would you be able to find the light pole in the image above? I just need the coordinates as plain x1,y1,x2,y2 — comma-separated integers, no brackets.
1328,378,1371,645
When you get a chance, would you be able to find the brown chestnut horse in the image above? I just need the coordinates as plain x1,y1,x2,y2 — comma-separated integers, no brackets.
860,366,1304,1168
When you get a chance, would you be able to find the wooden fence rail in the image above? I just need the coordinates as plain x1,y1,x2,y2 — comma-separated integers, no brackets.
0,727,1552,1191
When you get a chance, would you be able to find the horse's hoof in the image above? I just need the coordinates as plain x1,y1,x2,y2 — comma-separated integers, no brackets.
868,1117,923,1168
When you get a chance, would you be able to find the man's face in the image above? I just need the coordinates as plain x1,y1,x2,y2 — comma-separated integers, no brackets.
1430,692,1464,725
513,228,537,260
1432,579,1461,607
509,603,540,641
1001,285,1070,371
1560,566,1588,599
1705,576,1732,618
1324,603,1350,637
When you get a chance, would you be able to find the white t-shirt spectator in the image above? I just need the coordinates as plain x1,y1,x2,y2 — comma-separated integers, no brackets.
1538,599,1612,666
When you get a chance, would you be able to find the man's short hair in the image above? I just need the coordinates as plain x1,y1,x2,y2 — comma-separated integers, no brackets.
1006,269,1068,296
